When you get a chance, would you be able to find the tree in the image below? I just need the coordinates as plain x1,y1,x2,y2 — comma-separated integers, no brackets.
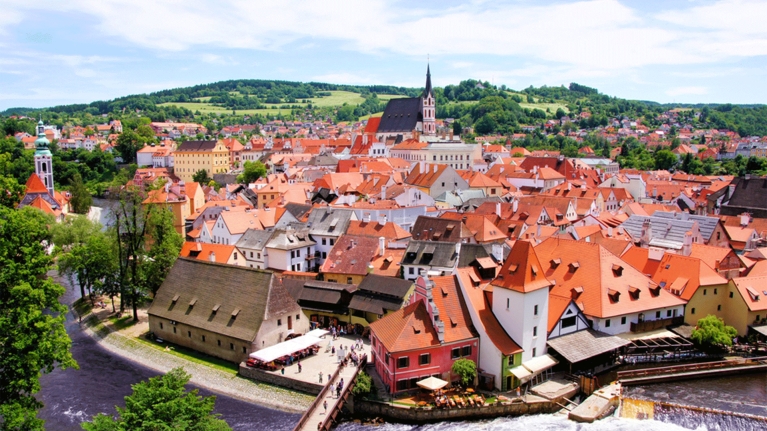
115,129,144,164
237,161,266,184
192,169,210,184
451,358,477,387
351,371,373,398
81,368,231,431
69,172,93,214
653,149,677,171
0,206,77,430
691,315,737,349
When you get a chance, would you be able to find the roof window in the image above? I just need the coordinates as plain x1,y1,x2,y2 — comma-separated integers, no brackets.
568,262,580,273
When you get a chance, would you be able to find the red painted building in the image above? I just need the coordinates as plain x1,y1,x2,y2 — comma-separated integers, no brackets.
369,275,478,393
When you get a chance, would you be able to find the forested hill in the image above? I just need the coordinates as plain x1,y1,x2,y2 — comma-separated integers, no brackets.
3,78,767,137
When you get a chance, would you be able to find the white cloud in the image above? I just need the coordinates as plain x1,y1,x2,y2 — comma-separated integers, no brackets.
666,86,708,97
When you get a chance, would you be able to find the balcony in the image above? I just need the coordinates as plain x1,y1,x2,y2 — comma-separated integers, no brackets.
630,316,684,333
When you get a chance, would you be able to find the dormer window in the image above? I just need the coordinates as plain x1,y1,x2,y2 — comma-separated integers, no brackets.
508,263,519,274
612,264,623,277
571,286,584,299
628,286,640,300
550,258,561,268
569,262,580,273
608,288,620,303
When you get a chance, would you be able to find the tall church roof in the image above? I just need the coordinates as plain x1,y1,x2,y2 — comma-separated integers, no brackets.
377,98,423,133
34,119,51,156
423,64,433,98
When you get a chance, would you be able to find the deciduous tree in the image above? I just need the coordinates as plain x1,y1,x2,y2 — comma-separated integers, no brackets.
237,160,266,184
69,172,93,214
451,358,476,387
81,368,230,431
691,315,737,349
0,206,77,430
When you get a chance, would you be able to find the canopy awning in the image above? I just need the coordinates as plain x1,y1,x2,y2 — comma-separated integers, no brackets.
751,325,767,337
522,354,558,374
306,328,330,338
248,335,322,363
416,376,448,391
548,330,632,364
509,366,532,380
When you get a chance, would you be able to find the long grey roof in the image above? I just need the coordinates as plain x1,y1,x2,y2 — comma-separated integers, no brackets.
265,228,315,250
401,240,459,268
236,229,274,250
377,98,422,133
653,211,719,241
307,208,355,236
148,258,272,342
177,140,218,151
620,215,696,249
357,274,413,299
547,329,631,364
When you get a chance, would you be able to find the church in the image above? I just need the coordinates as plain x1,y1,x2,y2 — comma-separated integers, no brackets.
17,120,69,221
374,65,437,142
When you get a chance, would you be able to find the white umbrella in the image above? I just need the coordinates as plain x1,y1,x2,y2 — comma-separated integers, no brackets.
416,376,448,391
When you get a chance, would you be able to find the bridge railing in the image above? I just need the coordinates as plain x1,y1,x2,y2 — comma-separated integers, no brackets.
617,356,767,380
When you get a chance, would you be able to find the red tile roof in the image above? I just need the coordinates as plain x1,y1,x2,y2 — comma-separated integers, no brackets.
430,275,478,344
369,300,439,352
490,240,553,293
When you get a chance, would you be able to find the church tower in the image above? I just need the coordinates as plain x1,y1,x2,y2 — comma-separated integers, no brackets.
34,119,54,196
421,64,436,136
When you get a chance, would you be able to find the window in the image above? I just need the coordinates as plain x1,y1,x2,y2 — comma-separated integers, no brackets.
230,343,234,350
250,251,253,258
188,331,192,338
714,288,718,295
419,354,431,365
160,322,164,330
730,292,734,298
621,316,627,325
396,380,409,391
257,253,261,259
347,277,353,284
704,289,707,296
532,347,537,357
451,348,460,359
202,335,206,342
667,310,672,317
656,311,661,319
562,316,576,328
691,308,696,315
397,357,409,369
242,347,247,354
605,319,611,328
296,314,300,320
534,305,538,316
322,238,327,245
532,326,538,337
330,239,335,246
409,267,414,275
217,340,221,346
442,182,445,187
173,327,177,334
291,251,295,259
461,346,471,357
278,319,282,326
717,305,722,311
322,252,327,259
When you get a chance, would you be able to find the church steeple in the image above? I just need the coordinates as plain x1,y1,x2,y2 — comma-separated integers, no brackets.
421,63,436,136
33,119,54,196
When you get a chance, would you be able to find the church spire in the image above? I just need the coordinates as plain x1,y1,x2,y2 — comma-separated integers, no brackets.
423,63,433,98
33,119,54,196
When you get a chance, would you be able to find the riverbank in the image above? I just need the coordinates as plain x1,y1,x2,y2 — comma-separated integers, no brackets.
75,299,314,414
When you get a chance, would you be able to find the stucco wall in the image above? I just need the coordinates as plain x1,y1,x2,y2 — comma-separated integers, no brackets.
149,315,252,363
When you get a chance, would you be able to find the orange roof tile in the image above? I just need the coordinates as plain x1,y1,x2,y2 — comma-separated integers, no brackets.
180,242,237,263
346,220,411,241
431,275,478,344
24,173,49,194
491,240,553,293
732,275,767,312
369,300,439,352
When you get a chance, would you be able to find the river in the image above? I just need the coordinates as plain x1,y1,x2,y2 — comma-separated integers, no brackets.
37,273,300,431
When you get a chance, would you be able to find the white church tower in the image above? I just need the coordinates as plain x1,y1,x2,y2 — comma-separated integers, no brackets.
34,119,54,196
421,64,436,136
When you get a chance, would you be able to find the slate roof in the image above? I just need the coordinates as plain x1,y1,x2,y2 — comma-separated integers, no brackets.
653,211,719,241
265,228,315,250
402,240,459,268
176,140,218,152
620,215,697,250
307,208,355,237
411,215,473,243
356,274,413,299
377,98,422,133
148,258,272,342
236,228,274,250
721,176,767,217
456,243,505,268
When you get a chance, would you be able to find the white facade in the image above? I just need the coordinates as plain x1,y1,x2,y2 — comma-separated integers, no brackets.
265,245,315,272
391,139,481,171
492,287,549,362
589,306,684,336
312,235,336,265
391,187,436,208
547,302,590,339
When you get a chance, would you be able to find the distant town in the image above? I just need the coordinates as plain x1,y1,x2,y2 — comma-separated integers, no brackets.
6,65,767,430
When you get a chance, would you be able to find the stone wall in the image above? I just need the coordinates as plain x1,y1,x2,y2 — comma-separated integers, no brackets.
239,364,323,395
353,398,561,424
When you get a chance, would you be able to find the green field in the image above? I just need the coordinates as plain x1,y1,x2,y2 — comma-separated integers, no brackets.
519,102,569,114
162,91,402,117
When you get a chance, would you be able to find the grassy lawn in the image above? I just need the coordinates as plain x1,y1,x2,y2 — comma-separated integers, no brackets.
109,314,137,331
134,335,239,375
160,91,403,117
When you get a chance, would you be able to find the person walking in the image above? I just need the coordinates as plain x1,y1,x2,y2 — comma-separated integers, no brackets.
281,367,285,375
319,372,323,383
323,400,328,414
298,361,302,373
336,384,341,399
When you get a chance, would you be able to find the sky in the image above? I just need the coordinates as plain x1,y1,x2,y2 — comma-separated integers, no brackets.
2,0,767,110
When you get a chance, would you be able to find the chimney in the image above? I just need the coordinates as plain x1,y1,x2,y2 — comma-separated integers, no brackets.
379,236,386,257
364,212,371,223
681,231,693,256
741,212,750,227
379,213,387,226
640,219,652,248
496,202,502,217
433,164,438,174
449,129,454,140
380,185,387,200
419,160,426,172
208,251,216,262
512,199,519,213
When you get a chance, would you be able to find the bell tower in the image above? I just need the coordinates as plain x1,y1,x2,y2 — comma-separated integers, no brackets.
421,64,436,137
34,119,54,196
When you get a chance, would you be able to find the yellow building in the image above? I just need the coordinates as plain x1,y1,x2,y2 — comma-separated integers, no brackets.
725,275,767,335
174,140,229,183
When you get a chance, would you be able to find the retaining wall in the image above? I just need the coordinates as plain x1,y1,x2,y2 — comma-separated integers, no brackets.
239,364,323,395
354,398,562,424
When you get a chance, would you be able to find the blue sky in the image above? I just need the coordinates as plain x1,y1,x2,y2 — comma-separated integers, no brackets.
2,0,767,110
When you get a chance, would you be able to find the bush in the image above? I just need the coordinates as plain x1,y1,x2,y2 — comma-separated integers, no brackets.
351,371,373,398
